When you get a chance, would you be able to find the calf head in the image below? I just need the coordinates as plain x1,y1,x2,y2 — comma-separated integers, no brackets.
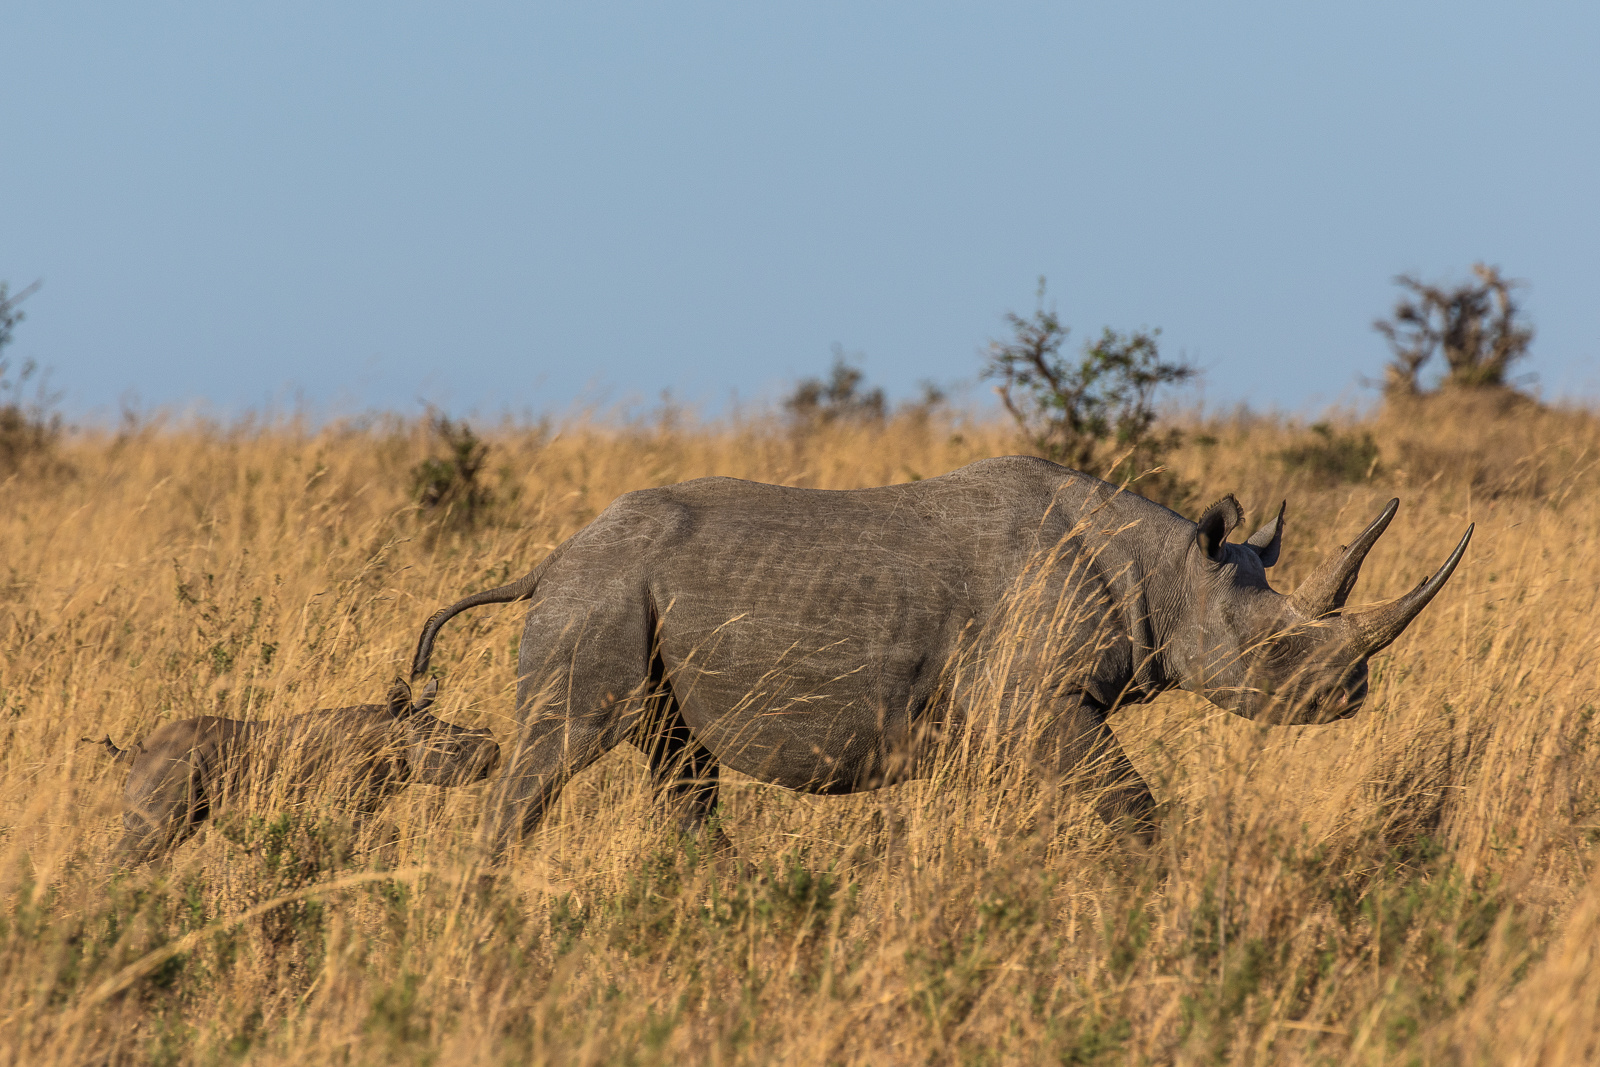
387,678,501,785
1172,495,1472,725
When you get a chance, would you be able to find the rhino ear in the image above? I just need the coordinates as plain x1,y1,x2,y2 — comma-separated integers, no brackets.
1245,501,1286,568
387,678,414,717
412,677,440,714
1195,495,1244,561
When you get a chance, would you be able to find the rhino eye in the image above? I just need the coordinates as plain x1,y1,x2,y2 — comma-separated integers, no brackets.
1258,634,1313,671
1258,639,1293,666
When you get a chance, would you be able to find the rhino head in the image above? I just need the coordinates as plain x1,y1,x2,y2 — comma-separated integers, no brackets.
386,677,502,785
1168,496,1472,725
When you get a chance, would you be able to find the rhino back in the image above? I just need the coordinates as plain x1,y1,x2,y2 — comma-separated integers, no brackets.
128,716,256,784
260,705,401,791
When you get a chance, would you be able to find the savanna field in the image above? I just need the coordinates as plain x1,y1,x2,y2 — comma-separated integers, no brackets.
2,396,1598,1065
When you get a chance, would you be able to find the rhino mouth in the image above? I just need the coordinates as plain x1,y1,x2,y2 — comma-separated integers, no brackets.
410,735,501,785
1237,660,1369,724
1333,673,1369,719
445,744,501,784
1294,669,1369,724
1309,691,1361,723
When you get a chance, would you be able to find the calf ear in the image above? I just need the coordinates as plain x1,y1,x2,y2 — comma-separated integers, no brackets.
387,678,413,717
412,677,440,714
1195,495,1244,561
1245,501,1286,567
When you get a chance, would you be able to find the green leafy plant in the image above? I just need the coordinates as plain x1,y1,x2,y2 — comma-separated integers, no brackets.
784,347,886,427
0,280,60,474
984,279,1195,501
409,409,493,527
1275,422,1382,483
217,812,355,972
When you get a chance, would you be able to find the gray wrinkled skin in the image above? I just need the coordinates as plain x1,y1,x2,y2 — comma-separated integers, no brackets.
410,456,1472,860
85,678,500,865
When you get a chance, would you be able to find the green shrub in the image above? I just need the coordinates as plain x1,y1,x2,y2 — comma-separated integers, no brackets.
784,348,886,427
1275,422,1381,483
410,410,494,528
983,279,1195,504
0,280,60,475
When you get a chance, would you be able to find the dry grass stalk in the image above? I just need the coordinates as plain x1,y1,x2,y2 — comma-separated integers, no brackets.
1,403,1597,1064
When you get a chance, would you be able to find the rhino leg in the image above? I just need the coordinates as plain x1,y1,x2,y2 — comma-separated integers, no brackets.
115,755,210,865
1014,697,1157,846
115,810,194,866
633,687,733,853
482,594,659,862
482,701,608,862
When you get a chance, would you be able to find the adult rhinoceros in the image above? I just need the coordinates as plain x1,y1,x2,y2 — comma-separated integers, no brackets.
410,457,1471,860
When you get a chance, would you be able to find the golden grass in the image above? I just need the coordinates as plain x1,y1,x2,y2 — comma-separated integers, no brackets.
2,397,1598,1065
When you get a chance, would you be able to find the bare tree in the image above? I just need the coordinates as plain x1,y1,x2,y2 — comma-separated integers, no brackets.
0,280,40,356
1374,264,1533,396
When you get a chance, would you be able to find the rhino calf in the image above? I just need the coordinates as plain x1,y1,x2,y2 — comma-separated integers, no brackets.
85,678,500,865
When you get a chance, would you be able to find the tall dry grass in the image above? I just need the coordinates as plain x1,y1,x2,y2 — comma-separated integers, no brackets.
1,396,1598,1065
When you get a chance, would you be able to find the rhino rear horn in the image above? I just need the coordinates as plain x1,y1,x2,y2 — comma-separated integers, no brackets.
1350,524,1473,653
1245,501,1286,567
1195,495,1245,561
1289,498,1399,618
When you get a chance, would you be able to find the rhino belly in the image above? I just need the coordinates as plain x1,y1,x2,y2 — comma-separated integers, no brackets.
674,680,896,793
656,612,942,794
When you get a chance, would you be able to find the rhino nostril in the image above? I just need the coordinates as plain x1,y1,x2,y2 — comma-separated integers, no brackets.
1337,688,1366,720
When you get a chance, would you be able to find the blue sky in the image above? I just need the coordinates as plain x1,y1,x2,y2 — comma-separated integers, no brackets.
3,2,1596,421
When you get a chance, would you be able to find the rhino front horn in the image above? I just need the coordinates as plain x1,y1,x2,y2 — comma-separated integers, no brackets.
1289,498,1399,619
1350,524,1474,654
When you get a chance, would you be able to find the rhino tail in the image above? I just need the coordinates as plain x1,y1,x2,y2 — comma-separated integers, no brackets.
82,734,139,763
409,559,553,680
